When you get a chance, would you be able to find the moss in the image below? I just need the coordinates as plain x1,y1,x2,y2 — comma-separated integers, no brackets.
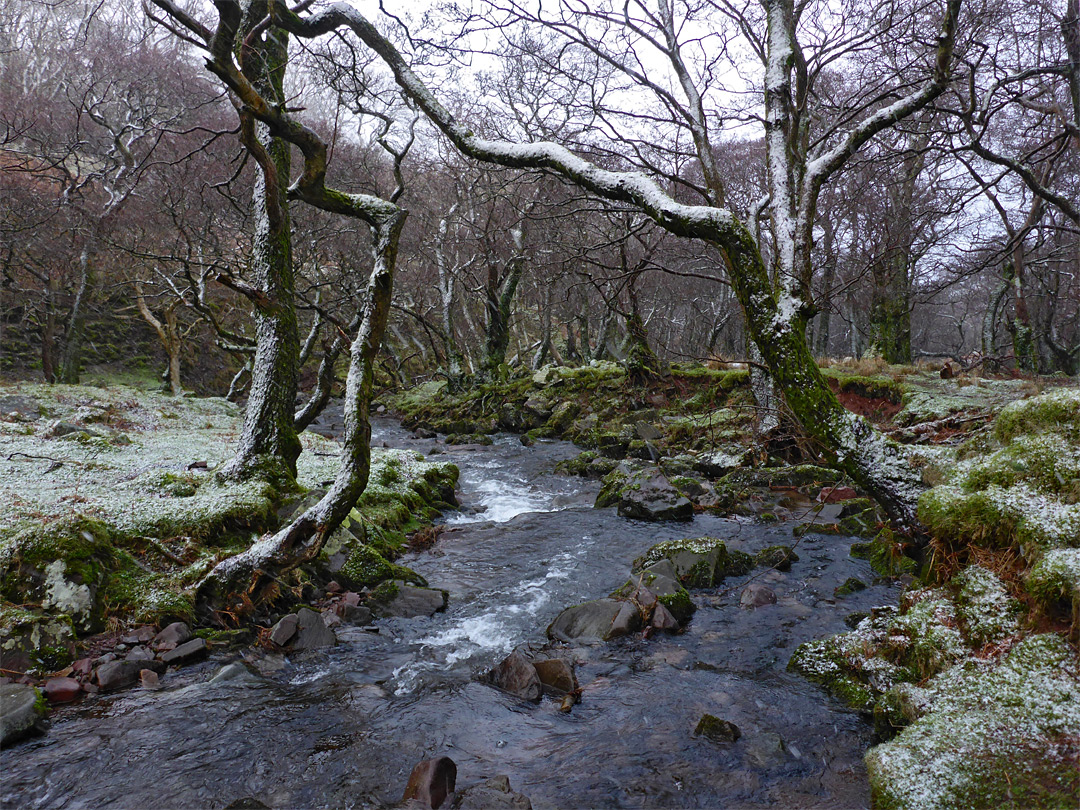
1026,549,1080,625
865,634,1080,810
952,565,1022,648
821,369,904,403
994,387,1080,444
835,577,867,597
657,588,695,624
868,528,920,577
755,545,799,571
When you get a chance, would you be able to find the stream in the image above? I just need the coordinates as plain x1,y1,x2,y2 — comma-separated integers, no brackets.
0,420,897,809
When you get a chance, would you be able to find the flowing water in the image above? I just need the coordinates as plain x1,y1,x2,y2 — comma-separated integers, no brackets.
1,420,896,809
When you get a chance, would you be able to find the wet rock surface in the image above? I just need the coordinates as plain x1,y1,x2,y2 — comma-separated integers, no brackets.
0,684,47,746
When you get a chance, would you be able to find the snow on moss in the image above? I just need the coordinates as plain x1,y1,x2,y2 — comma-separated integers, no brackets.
953,565,1022,648
994,387,1080,444
866,634,1080,810
1026,549,1080,612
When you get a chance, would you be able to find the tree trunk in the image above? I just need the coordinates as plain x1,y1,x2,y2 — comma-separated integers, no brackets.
58,242,94,384
481,255,523,379
197,213,405,619
221,15,301,480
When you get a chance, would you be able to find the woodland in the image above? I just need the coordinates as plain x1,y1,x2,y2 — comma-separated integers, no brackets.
0,1,1078,809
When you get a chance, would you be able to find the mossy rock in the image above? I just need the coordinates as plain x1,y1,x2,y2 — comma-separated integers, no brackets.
633,536,743,588
755,545,799,571
834,577,867,597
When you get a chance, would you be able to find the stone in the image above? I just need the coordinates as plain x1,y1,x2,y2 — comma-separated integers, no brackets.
0,683,47,746
532,658,577,695
160,638,208,666
818,485,858,503
139,669,160,689
617,469,694,522
43,677,81,704
694,714,741,744
488,651,542,702
152,621,192,651
93,653,117,667
402,756,457,809
209,663,256,685
740,583,777,609
650,603,681,632
531,366,562,387
270,614,299,647
342,591,361,607
633,536,751,588
634,421,663,442
693,448,751,478
453,775,532,810
743,732,787,767
0,610,77,675
322,611,342,628
340,604,373,625
293,608,336,650
834,577,867,597
547,598,642,642
96,659,165,691
120,626,157,645
72,658,93,677
326,581,343,594
614,561,695,624
369,582,449,619
754,545,799,572
125,645,154,662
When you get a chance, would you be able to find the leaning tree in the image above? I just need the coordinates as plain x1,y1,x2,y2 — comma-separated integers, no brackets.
261,0,964,534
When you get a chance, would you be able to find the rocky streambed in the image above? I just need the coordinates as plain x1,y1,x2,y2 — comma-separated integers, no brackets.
0,419,897,809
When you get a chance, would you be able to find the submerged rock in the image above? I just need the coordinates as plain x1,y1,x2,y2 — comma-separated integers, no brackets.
694,714,741,744
402,756,457,809
740,583,777,609
451,775,531,810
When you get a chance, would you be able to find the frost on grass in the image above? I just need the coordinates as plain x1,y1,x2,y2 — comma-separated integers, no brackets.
0,383,458,629
865,634,1080,810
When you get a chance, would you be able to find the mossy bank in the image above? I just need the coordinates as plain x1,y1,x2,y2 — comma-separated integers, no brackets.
0,383,457,675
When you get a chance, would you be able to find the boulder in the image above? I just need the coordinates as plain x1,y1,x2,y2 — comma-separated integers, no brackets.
531,366,562,387
96,658,165,691
452,775,531,810
694,714,741,744
633,537,751,588
0,611,76,675
269,614,299,647
0,684,47,746
293,608,336,650
532,658,577,694
740,583,777,609
614,560,695,624
487,651,541,702
370,582,449,619
160,637,208,666
152,621,192,651
547,598,642,642
402,756,457,809
43,677,81,704
617,469,694,521
340,604,373,625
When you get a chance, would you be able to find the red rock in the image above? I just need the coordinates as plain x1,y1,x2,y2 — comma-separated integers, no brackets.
326,581,342,594
139,669,160,689
44,677,82,703
402,757,457,809
72,658,94,677
342,591,361,607
82,683,99,694
818,485,858,503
